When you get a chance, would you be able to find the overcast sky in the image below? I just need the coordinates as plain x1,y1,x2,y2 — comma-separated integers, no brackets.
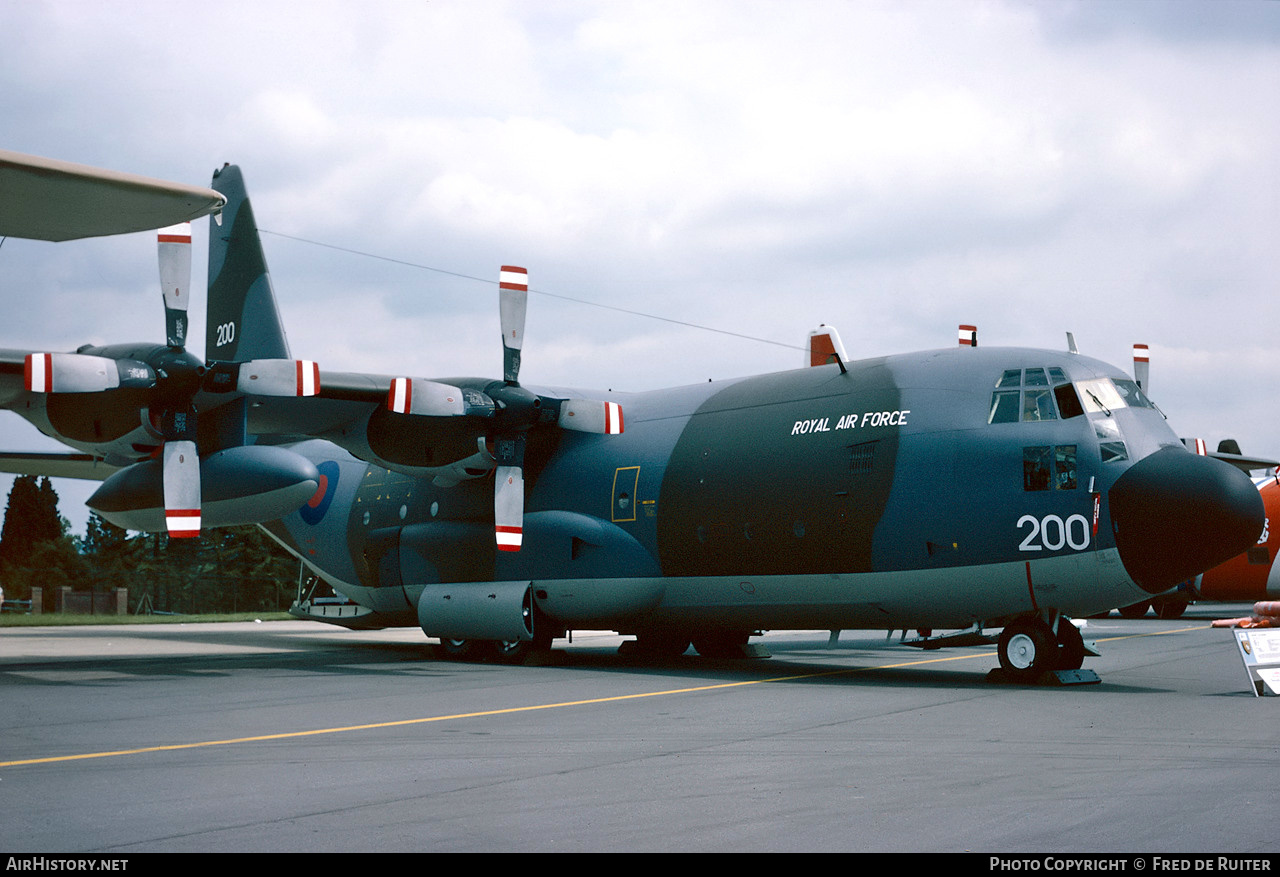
2,0,1278,535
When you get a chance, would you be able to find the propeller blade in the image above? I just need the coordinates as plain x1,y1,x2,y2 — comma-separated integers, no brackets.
499,265,527,384
494,465,524,552
492,432,526,552
1133,344,1149,393
24,353,154,393
958,324,977,347
387,378,466,416
236,359,321,397
158,223,192,349
558,399,624,434
162,439,201,538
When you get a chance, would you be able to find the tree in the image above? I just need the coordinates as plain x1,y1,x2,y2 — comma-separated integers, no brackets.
80,513,132,595
0,476,68,596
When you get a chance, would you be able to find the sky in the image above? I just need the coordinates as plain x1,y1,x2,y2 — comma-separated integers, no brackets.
1,0,1278,536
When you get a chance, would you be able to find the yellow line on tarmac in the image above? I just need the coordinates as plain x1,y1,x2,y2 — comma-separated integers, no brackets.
1090,622,1210,643
0,650,987,769
4,624,1210,769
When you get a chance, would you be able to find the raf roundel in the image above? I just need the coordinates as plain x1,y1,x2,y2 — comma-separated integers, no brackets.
299,461,341,526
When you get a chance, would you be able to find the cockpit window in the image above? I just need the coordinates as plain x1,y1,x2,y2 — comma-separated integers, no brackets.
989,390,1021,424
1054,384,1085,419
988,367,1081,424
1078,378,1126,415
1022,388,1057,421
996,369,1022,389
1112,378,1157,410
1100,441,1129,463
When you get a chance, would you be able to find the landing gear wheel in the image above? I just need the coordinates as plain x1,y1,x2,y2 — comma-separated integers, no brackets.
692,630,751,658
1118,601,1150,619
1152,597,1189,620
487,628,554,664
1054,620,1086,671
998,620,1054,682
438,638,481,660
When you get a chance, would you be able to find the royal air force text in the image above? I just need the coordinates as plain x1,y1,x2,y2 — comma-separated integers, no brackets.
791,411,910,435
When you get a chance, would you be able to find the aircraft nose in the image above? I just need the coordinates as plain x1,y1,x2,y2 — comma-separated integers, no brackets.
1110,446,1264,594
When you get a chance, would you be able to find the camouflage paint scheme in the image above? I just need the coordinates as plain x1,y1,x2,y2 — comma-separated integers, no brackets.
0,164,1264,677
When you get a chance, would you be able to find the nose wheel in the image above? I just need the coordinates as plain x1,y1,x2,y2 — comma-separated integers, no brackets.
997,616,1086,682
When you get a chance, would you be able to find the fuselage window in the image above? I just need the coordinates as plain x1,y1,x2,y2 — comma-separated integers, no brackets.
1055,445,1078,490
1024,446,1051,491
1024,445,1079,491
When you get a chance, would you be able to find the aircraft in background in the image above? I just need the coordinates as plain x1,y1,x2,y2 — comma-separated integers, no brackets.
0,161,1265,682
1115,445,1280,618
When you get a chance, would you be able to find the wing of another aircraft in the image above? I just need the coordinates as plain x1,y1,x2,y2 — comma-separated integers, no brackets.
0,452,117,481
0,149,226,241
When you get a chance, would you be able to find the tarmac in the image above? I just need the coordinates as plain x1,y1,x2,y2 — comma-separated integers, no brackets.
0,603,1275,853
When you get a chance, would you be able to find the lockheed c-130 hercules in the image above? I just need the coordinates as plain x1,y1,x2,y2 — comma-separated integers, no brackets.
0,160,1265,682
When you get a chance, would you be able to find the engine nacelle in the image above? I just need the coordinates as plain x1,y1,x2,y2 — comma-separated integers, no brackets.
417,580,533,642
88,444,320,532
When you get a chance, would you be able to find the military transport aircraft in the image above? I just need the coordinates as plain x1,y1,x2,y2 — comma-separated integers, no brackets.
0,162,1266,681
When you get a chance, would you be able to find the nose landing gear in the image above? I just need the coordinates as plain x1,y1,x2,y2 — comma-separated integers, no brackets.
997,614,1090,683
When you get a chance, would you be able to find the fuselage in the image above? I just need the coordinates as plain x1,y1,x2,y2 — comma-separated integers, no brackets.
262,345,1252,635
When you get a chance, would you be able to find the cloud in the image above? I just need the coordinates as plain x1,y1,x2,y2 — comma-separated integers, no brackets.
2,0,1279,534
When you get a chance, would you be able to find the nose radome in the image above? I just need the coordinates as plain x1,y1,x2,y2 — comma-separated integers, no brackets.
1110,446,1264,594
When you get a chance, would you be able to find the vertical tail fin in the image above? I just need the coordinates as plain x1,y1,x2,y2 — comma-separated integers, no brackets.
206,164,290,363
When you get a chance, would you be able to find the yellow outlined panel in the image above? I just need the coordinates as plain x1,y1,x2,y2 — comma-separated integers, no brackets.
612,466,641,522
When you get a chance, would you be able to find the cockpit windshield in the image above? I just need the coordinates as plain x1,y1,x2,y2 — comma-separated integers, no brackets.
1111,378,1157,410
1077,377,1156,415
1077,378,1124,415
988,366,1085,424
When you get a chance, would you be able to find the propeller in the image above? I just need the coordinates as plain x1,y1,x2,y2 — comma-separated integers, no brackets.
384,265,624,551
958,324,977,347
1133,343,1149,394
22,222,321,538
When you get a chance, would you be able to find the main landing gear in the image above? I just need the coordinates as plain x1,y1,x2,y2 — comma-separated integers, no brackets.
436,628,555,664
997,615,1088,683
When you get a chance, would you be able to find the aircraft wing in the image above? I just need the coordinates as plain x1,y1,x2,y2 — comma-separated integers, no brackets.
241,371,392,437
0,149,226,242
0,452,117,481
1214,451,1280,474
